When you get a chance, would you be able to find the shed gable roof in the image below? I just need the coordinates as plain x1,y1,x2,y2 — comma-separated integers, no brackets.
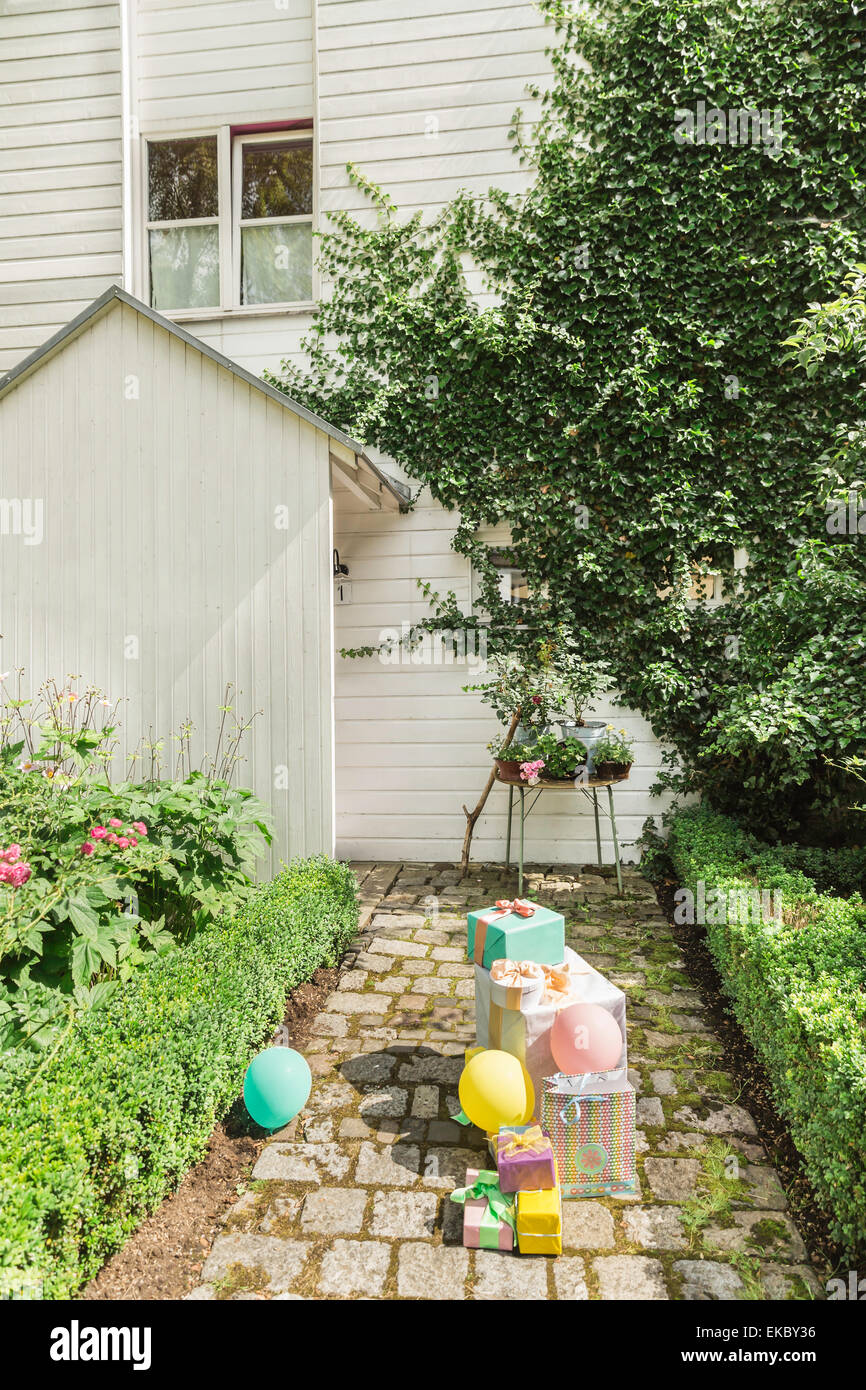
0,285,409,510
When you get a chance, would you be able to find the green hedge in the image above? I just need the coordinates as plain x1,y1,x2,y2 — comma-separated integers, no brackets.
667,805,866,1257
0,854,359,1298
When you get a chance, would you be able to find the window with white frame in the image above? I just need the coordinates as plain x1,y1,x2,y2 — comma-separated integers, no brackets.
471,549,532,618
145,130,314,313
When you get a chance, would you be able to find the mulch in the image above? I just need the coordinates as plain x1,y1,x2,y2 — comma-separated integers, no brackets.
81,966,340,1302
656,877,843,1277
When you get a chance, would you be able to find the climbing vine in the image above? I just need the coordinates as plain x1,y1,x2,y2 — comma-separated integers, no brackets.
269,0,866,838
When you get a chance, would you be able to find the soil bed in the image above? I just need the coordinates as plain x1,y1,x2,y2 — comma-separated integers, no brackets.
656,876,843,1277
81,965,339,1301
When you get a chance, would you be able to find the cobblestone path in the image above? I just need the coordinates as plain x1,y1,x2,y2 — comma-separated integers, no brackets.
187,862,819,1301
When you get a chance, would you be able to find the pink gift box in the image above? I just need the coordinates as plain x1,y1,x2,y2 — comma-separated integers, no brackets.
462,1167,515,1251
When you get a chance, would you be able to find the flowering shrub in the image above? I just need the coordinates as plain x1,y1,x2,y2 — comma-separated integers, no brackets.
0,678,272,1052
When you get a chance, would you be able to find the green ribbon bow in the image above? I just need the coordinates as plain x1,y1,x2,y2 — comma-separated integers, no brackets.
449,1169,517,1233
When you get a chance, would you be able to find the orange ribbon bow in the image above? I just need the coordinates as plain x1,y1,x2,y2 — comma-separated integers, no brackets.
472,900,537,965
489,958,545,988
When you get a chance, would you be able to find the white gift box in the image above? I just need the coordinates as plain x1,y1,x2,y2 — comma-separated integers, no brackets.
474,946,628,1106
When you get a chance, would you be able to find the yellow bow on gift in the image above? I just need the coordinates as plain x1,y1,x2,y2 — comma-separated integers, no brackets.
500,1124,548,1158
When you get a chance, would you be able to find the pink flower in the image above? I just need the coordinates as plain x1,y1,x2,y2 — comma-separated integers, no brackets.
519,758,545,786
2,844,21,863
128,835,138,847
8,862,31,887
80,841,95,856
116,837,130,849
108,818,123,829
0,864,10,884
107,834,119,845
131,822,148,836
531,695,542,705
90,826,108,840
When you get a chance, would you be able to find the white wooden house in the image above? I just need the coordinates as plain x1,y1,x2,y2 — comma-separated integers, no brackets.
0,0,675,866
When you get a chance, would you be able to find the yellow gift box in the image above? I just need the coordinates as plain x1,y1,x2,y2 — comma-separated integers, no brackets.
516,1186,562,1255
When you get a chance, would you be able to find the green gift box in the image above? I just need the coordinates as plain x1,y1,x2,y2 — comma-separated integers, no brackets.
467,899,565,969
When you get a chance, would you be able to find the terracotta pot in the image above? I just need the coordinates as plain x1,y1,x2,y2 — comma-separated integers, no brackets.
595,760,632,781
495,758,522,781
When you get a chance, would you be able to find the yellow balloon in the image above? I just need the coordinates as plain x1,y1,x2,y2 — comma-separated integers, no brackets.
520,1065,536,1125
458,1050,532,1132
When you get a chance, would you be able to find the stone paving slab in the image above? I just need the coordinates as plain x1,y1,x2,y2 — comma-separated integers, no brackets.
186,862,818,1302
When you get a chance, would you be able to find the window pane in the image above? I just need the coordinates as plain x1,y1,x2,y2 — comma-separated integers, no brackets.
148,137,218,221
149,226,220,310
241,141,313,219
241,223,312,305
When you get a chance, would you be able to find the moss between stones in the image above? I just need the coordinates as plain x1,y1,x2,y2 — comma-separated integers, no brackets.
212,1261,270,1300
747,1217,791,1250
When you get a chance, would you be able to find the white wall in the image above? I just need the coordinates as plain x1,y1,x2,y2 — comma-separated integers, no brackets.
0,0,123,370
0,298,335,866
333,487,677,865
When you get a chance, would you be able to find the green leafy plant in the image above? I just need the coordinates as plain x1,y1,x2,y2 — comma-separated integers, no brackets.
466,645,609,729
267,0,866,840
668,803,866,1259
0,678,272,1052
0,854,359,1299
592,726,635,766
522,731,589,780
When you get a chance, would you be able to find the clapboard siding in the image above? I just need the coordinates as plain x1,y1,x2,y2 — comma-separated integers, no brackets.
0,1,122,371
333,485,677,865
136,0,314,129
0,297,334,865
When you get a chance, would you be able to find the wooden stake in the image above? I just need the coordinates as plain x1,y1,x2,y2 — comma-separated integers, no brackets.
459,708,521,878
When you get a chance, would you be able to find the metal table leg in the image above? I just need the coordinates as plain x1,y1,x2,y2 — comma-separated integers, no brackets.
592,788,603,866
505,783,513,869
608,783,623,895
519,786,525,897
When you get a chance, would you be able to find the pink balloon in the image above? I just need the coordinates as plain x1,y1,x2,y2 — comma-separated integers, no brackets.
551,1001,623,1074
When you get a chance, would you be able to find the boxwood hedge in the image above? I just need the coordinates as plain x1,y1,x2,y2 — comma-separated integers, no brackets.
0,854,359,1299
667,805,866,1257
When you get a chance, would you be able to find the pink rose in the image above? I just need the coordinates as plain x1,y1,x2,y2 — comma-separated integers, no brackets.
128,835,138,847
116,837,130,849
2,844,21,863
0,864,10,884
8,862,31,887
131,822,148,836
107,834,119,845
80,841,95,856
91,826,108,840
108,818,123,829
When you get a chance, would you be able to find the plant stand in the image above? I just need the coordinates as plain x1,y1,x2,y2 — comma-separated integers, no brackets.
500,774,624,896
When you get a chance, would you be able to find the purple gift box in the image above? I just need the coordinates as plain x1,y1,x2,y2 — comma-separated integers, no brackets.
496,1124,557,1193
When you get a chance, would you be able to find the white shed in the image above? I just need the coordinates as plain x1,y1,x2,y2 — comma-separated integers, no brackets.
0,286,406,865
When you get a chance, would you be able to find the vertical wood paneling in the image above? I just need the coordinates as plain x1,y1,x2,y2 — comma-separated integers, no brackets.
0,299,333,866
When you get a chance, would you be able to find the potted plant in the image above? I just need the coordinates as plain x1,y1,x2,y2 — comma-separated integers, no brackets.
489,738,538,781
530,731,589,782
592,726,635,781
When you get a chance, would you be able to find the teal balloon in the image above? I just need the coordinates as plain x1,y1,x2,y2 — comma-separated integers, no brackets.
243,1047,312,1130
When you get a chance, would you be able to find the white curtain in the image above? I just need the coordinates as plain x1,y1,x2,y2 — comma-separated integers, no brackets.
241,224,312,305
149,226,220,310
